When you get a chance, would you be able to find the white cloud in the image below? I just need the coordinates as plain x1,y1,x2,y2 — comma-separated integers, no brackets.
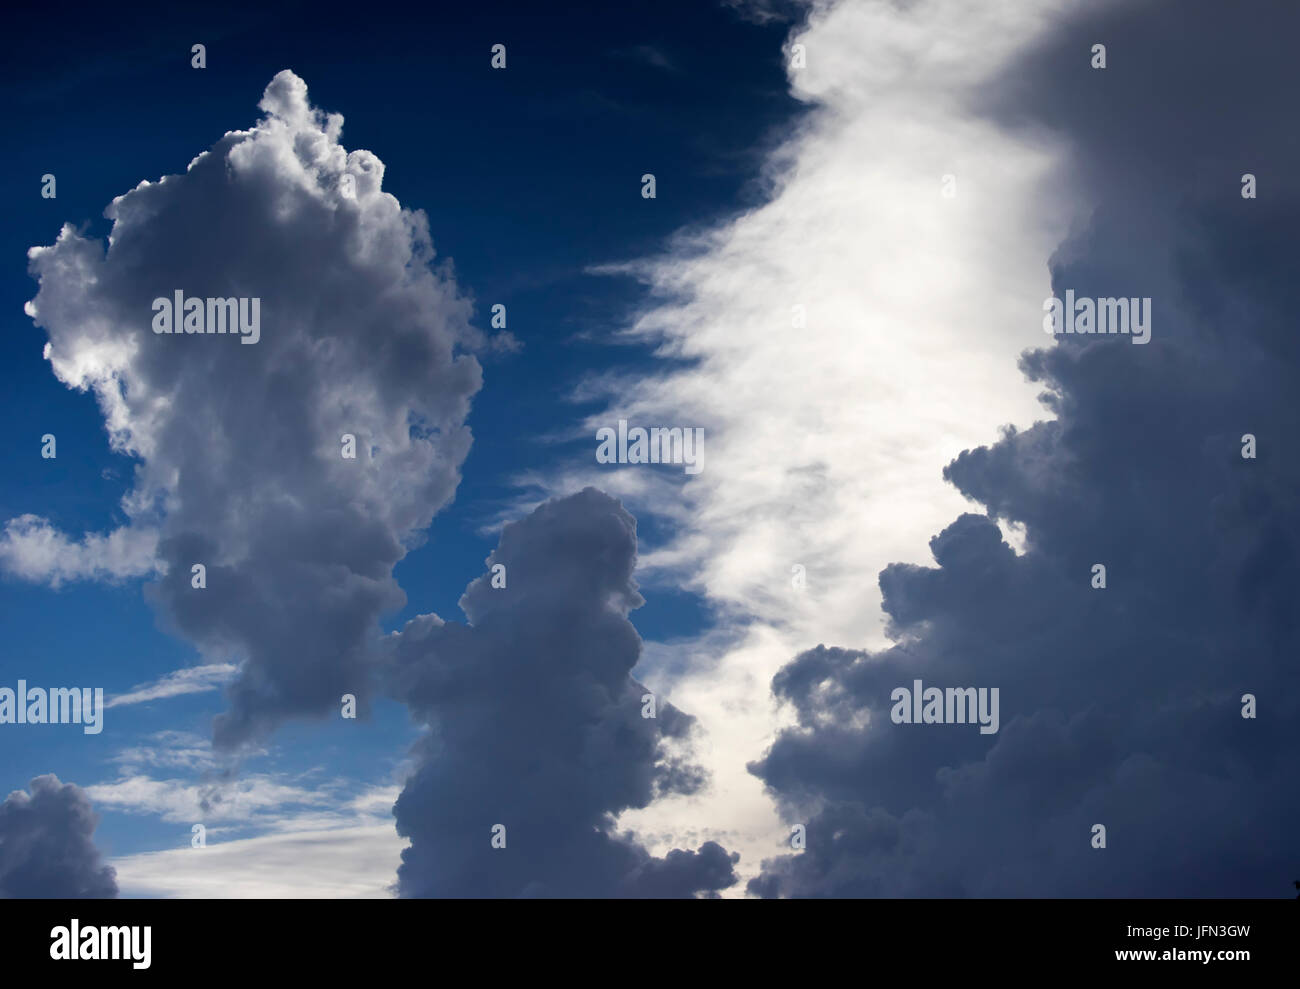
109,823,403,898
99,775,403,897
546,0,1093,892
84,773,337,824
106,663,238,708
108,730,223,771
0,514,159,586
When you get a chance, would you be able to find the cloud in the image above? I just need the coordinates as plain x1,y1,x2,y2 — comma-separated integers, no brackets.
84,772,338,825
108,731,224,771
540,0,1086,889
381,488,738,897
86,745,402,897
0,514,159,586
748,0,1300,897
13,70,489,748
109,823,402,898
0,775,118,898
106,663,238,708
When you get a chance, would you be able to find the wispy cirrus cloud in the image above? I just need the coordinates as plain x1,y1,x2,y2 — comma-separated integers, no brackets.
100,781,405,897
84,773,337,825
106,664,238,709
532,0,1093,890
107,822,403,898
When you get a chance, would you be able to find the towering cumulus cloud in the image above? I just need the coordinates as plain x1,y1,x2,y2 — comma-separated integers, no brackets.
0,776,117,898
383,489,738,897
13,70,485,747
749,0,1300,896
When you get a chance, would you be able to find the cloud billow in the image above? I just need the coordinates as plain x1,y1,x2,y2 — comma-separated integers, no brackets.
13,70,486,748
383,488,738,897
0,775,118,898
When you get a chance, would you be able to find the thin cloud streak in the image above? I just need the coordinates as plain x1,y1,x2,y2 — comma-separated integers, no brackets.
106,664,239,709
543,0,1095,891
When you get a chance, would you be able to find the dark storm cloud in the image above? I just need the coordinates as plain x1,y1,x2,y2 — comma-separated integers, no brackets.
12,71,488,748
0,775,118,898
383,488,738,897
749,0,1300,896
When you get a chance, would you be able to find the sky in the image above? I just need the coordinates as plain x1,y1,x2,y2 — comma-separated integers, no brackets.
0,0,1296,898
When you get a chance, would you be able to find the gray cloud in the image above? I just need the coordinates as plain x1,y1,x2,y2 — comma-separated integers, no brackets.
750,0,1300,897
0,775,118,898
15,70,488,748
383,488,738,897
